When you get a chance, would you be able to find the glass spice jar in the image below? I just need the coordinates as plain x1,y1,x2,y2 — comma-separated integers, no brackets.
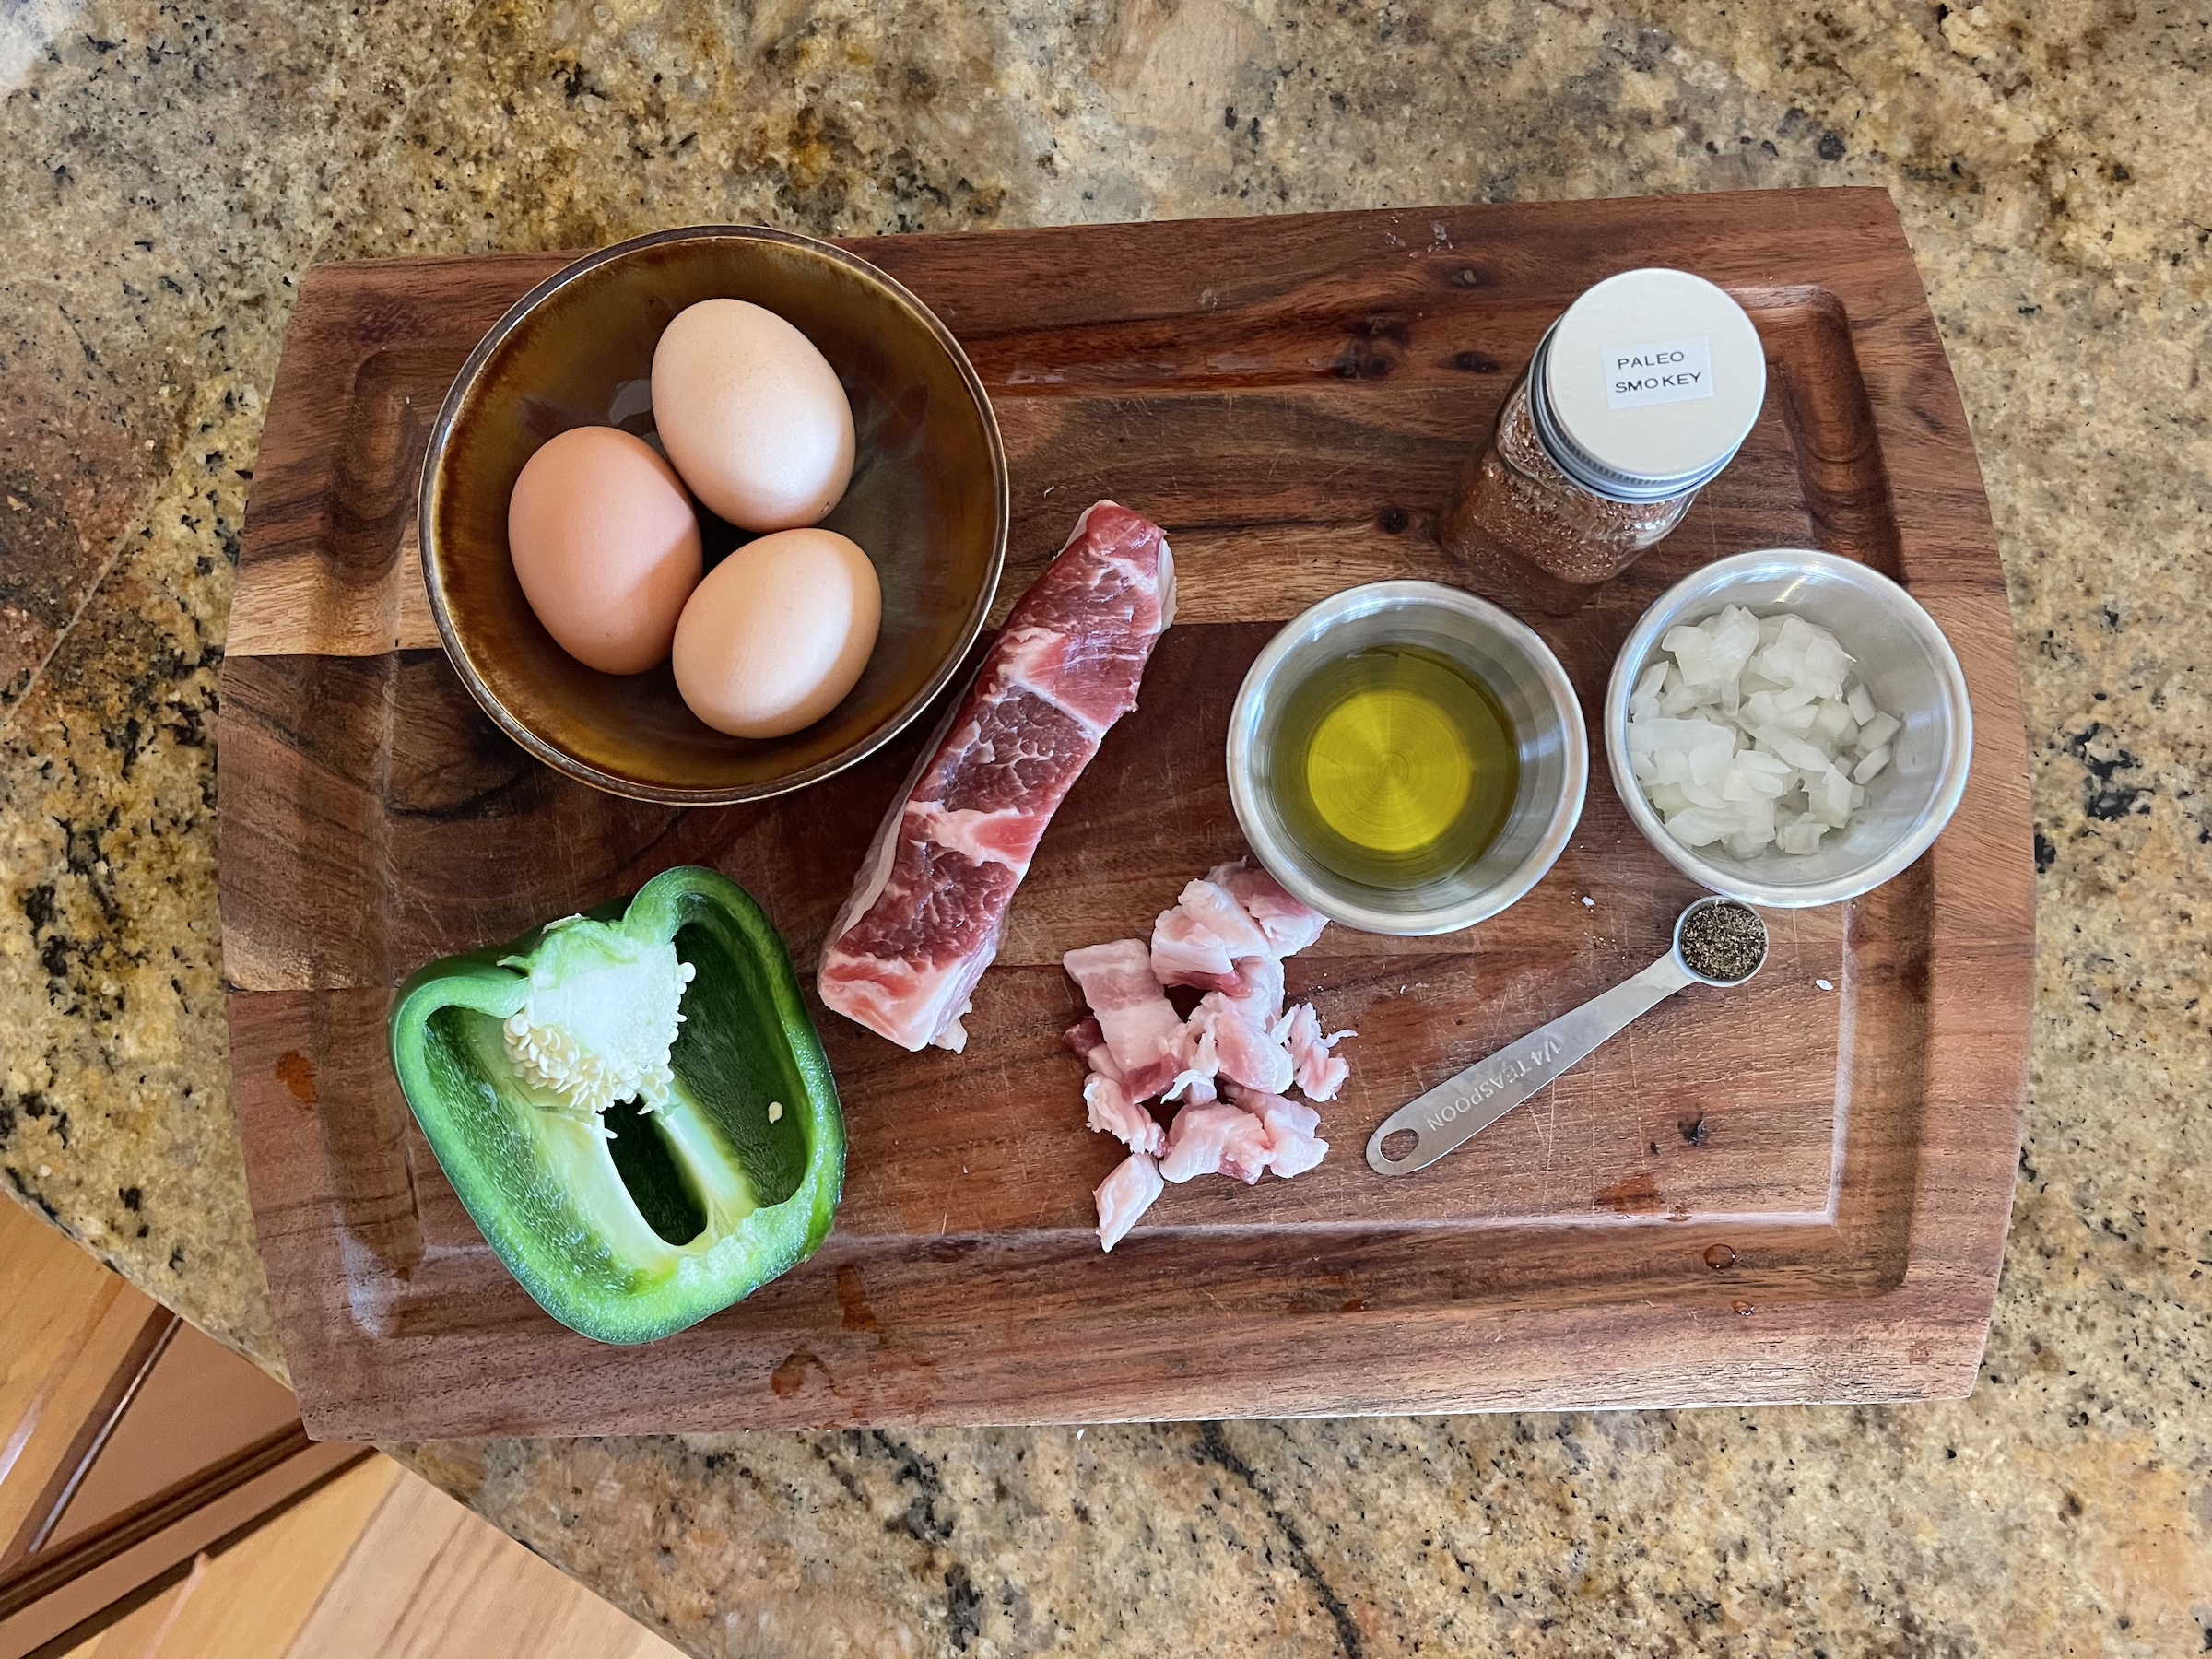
1439,267,1768,615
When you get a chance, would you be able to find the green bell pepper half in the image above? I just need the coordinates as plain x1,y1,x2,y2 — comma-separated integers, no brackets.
387,866,845,1345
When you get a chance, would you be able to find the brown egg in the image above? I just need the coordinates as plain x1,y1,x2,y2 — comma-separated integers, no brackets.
671,528,882,739
507,427,702,675
650,299,856,532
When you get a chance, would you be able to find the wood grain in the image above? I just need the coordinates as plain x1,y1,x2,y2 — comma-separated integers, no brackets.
219,189,2034,1436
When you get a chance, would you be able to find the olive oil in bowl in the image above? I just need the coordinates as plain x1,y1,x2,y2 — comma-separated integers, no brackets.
1227,581,1587,935
1270,644,1519,888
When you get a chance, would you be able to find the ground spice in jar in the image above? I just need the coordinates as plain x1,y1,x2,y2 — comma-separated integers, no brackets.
1439,375,1693,614
1677,900,1768,984
1438,268,1769,615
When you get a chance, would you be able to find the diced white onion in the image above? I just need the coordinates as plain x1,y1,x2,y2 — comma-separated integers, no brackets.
1626,604,1901,859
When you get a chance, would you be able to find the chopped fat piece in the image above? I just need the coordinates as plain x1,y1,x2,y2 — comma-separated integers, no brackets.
1095,1153,1163,1252
1190,991,1294,1095
1218,953,1286,1023
1164,1024,1219,1103
1172,878,1274,959
1207,860,1328,956
1150,904,1241,991
1228,1086,1331,1179
1153,875,1285,989
1158,1102,1274,1185
1282,1003,1354,1102
1163,1068,1218,1105
1064,939,1184,1100
1084,1073,1165,1155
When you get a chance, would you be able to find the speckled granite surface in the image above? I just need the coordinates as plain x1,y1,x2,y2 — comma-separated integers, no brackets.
4,0,2207,1652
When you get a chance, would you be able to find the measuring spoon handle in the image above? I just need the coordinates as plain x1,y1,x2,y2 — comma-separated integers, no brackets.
1366,954,1694,1175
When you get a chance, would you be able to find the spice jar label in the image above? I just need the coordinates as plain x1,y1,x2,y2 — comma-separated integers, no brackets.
1604,335,1715,410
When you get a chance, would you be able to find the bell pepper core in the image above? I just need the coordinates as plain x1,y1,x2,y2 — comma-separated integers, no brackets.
388,866,845,1345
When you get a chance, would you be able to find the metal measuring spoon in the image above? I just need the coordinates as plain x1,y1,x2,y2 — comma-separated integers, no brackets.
1365,896,1768,1176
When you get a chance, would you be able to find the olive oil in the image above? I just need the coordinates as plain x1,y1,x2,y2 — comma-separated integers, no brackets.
1270,645,1519,888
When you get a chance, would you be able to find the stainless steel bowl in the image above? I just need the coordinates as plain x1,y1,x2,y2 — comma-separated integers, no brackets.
1605,548,1973,909
1227,582,1588,936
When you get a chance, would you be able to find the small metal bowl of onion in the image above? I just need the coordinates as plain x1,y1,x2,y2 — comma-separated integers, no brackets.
1604,548,1973,910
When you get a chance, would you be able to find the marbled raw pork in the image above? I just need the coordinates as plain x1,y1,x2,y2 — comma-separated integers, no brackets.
818,502,1174,1051
1149,905,1241,993
1063,939,1184,1101
1149,877,1274,992
1207,859,1327,956
1186,991,1295,1095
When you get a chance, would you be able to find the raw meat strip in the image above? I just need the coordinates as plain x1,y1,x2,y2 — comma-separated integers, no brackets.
1158,1101,1274,1185
1229,1086,1331,1178
1064,939,1184,1100
1085,1074,1165,1156
818,502,1175,1051
1095,1153,1163,1252
1188,991,1294,1095
1208,859,1328,957
1282,1003,1354,1103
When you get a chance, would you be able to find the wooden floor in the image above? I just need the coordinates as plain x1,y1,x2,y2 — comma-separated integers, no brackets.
1,1195,683,1659
57,1454,682,1659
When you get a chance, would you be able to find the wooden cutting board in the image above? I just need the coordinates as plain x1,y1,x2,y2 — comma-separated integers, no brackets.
220,189,2032,1441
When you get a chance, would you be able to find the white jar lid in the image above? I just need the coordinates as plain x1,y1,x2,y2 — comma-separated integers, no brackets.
1530,268,1767,502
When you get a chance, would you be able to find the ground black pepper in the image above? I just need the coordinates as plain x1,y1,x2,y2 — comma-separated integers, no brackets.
1678,900,1767,983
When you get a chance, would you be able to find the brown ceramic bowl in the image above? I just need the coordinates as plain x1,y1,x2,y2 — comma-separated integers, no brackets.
418,226,1007,804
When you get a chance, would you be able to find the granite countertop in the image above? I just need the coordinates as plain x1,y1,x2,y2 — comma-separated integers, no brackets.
4,0,2207,1652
